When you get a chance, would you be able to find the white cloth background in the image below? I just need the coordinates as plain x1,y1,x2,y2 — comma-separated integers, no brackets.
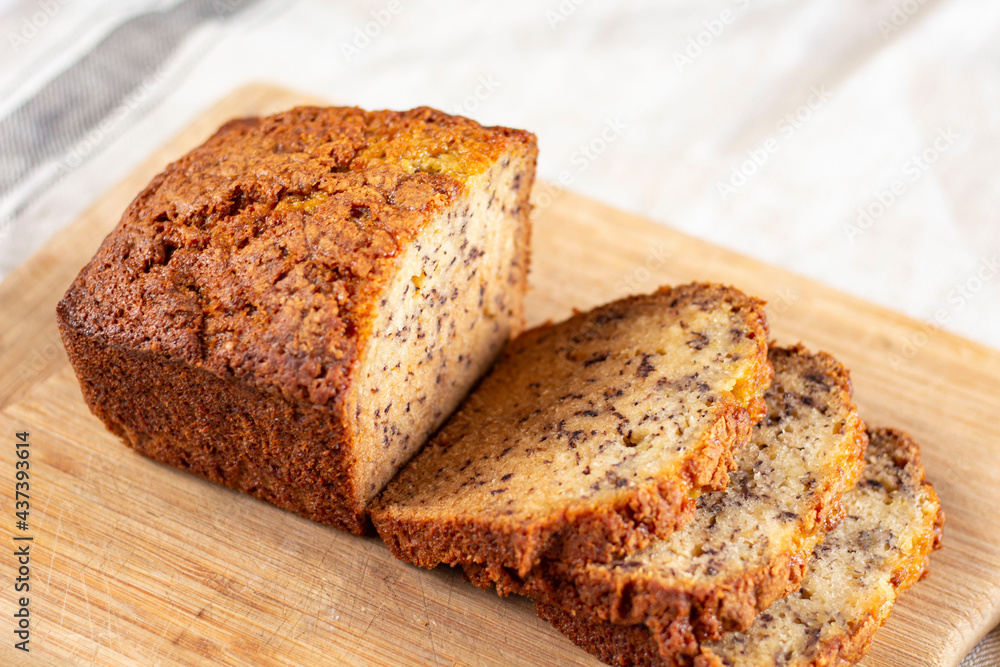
0,0,997,663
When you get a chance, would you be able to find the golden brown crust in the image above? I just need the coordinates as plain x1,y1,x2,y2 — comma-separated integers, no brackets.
537,601,666,667
57,105,536,534
373,283,771,573
59,106,534,407
468,539,815,642
57,318,368,533
538,426,944,667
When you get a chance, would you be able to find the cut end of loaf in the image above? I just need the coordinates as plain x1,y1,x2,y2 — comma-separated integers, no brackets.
349,142,537,509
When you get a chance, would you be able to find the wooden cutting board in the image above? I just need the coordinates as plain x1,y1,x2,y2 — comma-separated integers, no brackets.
1,84,998,667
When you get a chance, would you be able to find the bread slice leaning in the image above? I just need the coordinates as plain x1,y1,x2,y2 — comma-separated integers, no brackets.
371,283,772,576
538,427,944,667
467,345,868,650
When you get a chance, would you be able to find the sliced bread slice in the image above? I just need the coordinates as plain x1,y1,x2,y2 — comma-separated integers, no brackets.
538,427,944,667
371,283,772,576
466,345,868,648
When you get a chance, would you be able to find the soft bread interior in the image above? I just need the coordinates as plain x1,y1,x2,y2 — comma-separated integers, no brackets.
352,150,532,507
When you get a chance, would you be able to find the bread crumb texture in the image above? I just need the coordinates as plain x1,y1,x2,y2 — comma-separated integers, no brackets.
468,345,868,651
537,427,944,667
371,283,772,576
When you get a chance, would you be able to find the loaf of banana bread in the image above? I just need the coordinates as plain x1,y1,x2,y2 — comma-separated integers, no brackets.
57,105,537,534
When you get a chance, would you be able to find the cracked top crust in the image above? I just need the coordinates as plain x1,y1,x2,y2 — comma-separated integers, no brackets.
57,106,536,407
371,283,772,575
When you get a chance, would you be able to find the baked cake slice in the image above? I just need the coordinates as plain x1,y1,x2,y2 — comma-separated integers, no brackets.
538,427,944,667
466,345,867,650
371,283,772,576
57,106,537,534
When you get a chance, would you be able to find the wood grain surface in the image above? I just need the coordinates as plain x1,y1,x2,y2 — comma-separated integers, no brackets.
1,84,997,666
